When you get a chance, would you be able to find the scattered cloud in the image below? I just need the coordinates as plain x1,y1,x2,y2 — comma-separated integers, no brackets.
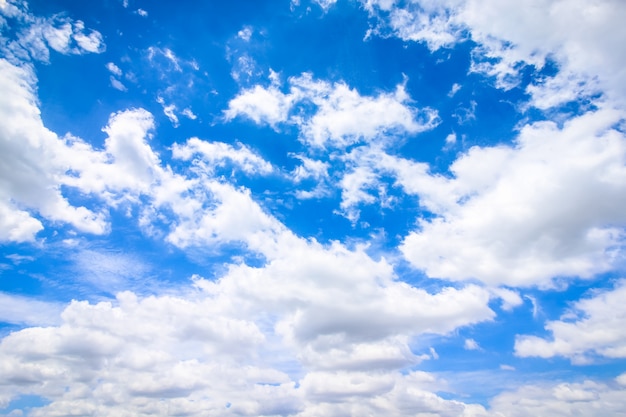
515,280,626,363
0,59,108,241
106,62,122,77
172,137,273,176
464,338,480,351
2,0,626,415
0,2,105,63
156,96,179,126
362,0,626,109
181,108,197,120
109,76,127,91
226,73,440,148
237,26,253,41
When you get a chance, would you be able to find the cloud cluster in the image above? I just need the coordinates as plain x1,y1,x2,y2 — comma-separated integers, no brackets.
362,0,626,109
2,0,626,415
0,59,107,241
400,108,626,287
226,72,439,148
0,57,281,250
0,223,499,416
0,0,104,63
0,40,504,415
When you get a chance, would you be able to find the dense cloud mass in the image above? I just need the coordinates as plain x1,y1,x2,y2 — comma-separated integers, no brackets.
1,0,626,415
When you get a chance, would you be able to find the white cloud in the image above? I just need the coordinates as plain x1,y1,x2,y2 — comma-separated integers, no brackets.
156,96,179,126
226,73,439,148
230,54,262,83
489,287,522,311
464,338,480,350
515,280,626,363
290,154,331,199
291,154,329,182
136,8,148,17
0,59,108,241
0,231,497,415
0,1,105,63
181,107,197,120
106,62,122,77
312,0,338,11
398,108,626,287
237,26,253,41
489,379,626,417
109,76,127,91
0,55,286,256
172,137,273,175
71,20,104,53
72,249,153,295
338,165,379,222
225,84,294,127
361,0,626,109
362,0,464,50
194,237,495,371
448,82,462,97
0,293,63,326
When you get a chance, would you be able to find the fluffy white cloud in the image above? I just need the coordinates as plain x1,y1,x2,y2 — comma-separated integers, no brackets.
363,0,464,50
226,73,439,148
0,1,104,63
515,280,626,363
0,231,499,415
106,62,122,77
225,83,296,127
172,137,273,175
194,235,495,374
399,108,626,287
0,57,265,247
147,46,182,72
0,59,108,241
362,0,626,109
0,291,294,417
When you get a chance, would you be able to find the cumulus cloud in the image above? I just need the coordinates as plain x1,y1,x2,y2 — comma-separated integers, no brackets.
226,72,439,148
0,59,108,241
172,137,273,176
0,231,497,415
106,62,122,77
515,280,626,363
361,0,626,109
0,1,104,63
398,108,626,287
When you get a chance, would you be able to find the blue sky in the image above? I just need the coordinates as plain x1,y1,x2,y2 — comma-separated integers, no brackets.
1,0,626,415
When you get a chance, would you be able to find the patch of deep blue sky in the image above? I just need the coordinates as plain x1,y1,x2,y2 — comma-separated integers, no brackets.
1,0,614,402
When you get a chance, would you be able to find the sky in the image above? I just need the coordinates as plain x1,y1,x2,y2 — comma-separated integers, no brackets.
1,0,626,415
